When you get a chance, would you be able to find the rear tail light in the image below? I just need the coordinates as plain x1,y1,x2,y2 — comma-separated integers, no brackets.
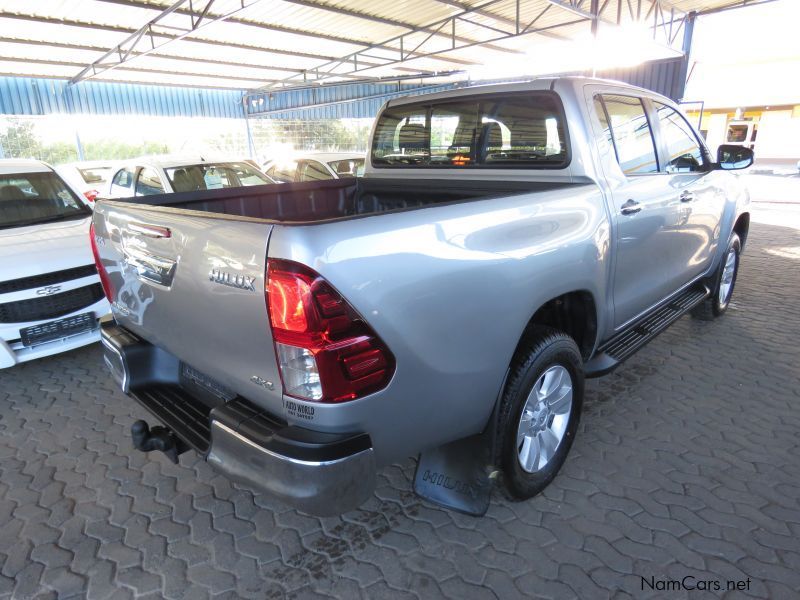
90,223,116,302
84,190,98,202
266,259,395,403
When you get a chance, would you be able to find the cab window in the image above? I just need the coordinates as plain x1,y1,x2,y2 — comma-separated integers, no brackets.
654,102,706,173
111,168,134,190
268,161,298,183
596,95,659,175
135,167,165,196
371,91,568,168
298,161,333,182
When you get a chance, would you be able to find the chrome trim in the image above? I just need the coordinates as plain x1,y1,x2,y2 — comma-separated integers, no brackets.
206,420,376,516
129,222,171,238
101,334,128,393
123,247,177,287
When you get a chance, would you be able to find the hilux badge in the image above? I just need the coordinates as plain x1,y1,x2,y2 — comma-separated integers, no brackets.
209,268,256,291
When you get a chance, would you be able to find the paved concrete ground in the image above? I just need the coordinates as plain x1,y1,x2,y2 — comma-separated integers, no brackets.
1,207,799,599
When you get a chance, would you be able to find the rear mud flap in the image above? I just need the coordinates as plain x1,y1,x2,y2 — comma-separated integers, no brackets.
413,433,494,516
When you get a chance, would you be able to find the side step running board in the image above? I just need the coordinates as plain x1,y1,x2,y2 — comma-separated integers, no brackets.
584,283,709,377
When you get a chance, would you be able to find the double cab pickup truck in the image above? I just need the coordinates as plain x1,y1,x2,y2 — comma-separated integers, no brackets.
92,77,752,516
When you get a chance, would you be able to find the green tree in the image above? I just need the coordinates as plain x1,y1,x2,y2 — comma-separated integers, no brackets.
0,121,43,159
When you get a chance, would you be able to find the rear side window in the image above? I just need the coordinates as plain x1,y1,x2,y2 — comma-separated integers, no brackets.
135,167,165,196
112,168,134,189
78,167,111,184
299,161,333,182
654,103,706,173
596,95,658,175
268,161,298,183
328,159,364,177
371,91,568,169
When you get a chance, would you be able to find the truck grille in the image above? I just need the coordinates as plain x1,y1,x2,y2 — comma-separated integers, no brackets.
0,265,97,294
0,284,104,323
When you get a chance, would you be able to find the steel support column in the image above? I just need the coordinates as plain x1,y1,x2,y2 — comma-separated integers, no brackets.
675,10,696,101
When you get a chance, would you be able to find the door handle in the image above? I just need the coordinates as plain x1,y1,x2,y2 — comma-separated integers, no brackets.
680,191,695,203
620,199,641,215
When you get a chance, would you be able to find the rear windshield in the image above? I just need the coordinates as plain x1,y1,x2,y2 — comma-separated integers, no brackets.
0,172,89,230
166,162,272,193
371,91,569,169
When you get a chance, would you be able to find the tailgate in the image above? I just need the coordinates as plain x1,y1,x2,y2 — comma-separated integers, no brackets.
93,201,283,413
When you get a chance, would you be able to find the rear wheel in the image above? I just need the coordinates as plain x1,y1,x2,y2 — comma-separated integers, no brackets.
691,233,741,320
496,327,584,500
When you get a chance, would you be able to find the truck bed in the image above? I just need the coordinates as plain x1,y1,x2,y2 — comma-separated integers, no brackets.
108,177,577,224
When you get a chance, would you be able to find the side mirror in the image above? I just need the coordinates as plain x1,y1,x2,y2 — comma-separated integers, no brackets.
717,144,754,170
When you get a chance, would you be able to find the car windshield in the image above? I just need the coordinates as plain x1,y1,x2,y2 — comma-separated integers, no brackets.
327,158,365,178
0,171,90,230
165,162,272,193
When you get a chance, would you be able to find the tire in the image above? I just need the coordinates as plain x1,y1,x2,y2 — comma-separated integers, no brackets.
691,233,741,321
496,326,584,500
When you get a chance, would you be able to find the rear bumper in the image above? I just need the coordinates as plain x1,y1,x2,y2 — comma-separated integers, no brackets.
207,418,375,516
101,321,376,516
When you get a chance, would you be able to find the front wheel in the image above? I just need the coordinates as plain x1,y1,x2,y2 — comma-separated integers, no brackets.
496,327,584,500
692,233,741,320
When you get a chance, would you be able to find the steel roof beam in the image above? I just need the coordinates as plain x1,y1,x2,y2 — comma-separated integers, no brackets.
0,11,454,77
0,36,308,75
1,55,280,85
68,0,273,84
90,0,475,64
546,0,689,47
263,0,591,91
0,13,343,63
280,0,522,55
432,0,570,39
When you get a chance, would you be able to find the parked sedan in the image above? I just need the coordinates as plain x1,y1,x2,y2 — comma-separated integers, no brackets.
105,156,275,198
0,159,110,367
56,161,116,205
264,152,365,183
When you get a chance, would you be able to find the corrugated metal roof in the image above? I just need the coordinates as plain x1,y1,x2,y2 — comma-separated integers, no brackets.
0,76,246,118
0,0,743,91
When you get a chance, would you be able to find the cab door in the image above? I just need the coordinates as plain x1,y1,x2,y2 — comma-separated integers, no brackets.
650,101,726,281
590,92,688,328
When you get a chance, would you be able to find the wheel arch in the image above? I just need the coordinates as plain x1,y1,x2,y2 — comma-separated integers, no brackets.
733,212,750,251
512,290,599,363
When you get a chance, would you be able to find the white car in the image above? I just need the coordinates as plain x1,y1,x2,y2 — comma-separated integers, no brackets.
56,161,116,205
0,159,110,368
263,152,365,183
105,156,274,198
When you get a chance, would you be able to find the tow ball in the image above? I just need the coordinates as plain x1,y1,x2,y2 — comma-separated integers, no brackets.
130,420,188,464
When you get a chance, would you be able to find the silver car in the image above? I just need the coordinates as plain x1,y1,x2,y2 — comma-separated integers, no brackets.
92,77,752,516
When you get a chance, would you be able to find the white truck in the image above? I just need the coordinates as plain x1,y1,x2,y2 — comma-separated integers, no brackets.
0,159,110,367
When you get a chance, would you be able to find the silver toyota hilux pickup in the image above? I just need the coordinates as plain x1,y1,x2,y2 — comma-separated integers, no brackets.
92,77,752,516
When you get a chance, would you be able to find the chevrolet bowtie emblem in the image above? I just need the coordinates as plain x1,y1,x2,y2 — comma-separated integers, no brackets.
209,269,256,292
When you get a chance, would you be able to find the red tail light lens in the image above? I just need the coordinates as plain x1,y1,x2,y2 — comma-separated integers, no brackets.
266,259,395,403
84,190,98,203
89,223,115,302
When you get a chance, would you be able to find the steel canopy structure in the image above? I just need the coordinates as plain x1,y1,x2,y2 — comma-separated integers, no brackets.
0,0,764,92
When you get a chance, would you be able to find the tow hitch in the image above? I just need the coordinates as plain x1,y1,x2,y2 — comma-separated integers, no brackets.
131,420,188,464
